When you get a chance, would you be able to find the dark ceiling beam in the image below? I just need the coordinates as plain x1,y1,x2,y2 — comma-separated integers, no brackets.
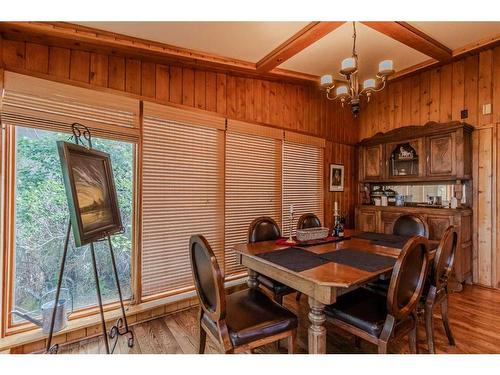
362,21,452,62
256,21,344,72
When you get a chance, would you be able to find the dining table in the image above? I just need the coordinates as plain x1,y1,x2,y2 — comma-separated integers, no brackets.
233,229,438,354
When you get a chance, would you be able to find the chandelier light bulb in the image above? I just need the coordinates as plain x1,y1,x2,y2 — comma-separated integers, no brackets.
363,79,376,90
340,57,357,75
378,60,395,76
320,74,334,87
336,85,349,96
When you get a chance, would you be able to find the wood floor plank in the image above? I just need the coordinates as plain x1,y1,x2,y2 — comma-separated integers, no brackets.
57,285,500,354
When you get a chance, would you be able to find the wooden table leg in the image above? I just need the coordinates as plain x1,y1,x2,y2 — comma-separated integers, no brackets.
308,297,326,354
247,269,259,289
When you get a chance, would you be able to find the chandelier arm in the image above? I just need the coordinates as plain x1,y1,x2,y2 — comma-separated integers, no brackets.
370,78,388,93
325,90,339,101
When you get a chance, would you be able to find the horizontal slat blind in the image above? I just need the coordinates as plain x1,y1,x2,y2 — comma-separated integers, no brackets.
1,72,140,141
144,101,225,130
141,112,224,297
225,131,281,274
282,141,324,237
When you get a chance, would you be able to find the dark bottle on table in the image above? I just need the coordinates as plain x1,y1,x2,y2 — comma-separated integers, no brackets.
333,216,344,237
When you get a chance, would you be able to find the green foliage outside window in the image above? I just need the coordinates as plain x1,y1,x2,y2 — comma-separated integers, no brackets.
13,126,133,323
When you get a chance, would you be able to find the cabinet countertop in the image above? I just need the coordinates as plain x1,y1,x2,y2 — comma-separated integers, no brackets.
356,204,472,215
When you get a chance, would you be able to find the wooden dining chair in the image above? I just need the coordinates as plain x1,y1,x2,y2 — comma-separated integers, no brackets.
393,214,429,238
424,226,457,354
189,234,297,354
297,212,322,230
366,214,429,296
295,213,322,301
248,217,295,305
324,236,430,354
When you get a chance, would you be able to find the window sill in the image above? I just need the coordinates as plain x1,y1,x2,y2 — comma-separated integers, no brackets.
0,276,247,353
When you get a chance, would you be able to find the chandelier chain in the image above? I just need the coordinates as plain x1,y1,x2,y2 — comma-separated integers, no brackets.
352,21,357,58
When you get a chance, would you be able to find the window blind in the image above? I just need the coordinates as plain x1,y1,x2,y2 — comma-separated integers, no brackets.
0,72,140,142
141,102,225,298
224,120,282,275
282,133,325,237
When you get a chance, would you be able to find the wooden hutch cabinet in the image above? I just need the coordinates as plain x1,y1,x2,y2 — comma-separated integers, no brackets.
356,121,474,287
358,121,473,183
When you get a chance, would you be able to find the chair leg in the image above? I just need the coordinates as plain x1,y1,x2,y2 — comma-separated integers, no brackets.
296,292,302,301
377,341,388,354
273,295,282,351
425,302,435,354
409,319,418,354
378,315,395,354
287,331,296,354
199,327,207,354
440,295,456,346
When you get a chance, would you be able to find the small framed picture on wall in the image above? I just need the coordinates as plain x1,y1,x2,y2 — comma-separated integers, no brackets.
329,164,344,192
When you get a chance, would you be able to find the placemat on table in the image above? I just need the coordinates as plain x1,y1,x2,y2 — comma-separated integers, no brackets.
256,247,330,272
318,248,397,272
275,236,350,247
352,232,410,249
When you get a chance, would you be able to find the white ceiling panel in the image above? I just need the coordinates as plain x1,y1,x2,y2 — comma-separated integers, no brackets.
280,22,430,82
76,21,309,63
74,21,500,80
409,21,500,50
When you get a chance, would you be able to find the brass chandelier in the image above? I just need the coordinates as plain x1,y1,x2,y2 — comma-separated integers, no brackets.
320,22,395,117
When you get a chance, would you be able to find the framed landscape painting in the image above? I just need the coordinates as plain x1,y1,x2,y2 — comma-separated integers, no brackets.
57,141,122,247
329,164,344,192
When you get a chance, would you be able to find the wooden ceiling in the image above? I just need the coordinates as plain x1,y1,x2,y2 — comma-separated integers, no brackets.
1,21,500,84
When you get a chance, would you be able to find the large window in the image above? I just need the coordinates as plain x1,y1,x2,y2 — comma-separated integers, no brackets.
282,139,324,237
11,126,134,324
224,125,282,275
141,103,224,299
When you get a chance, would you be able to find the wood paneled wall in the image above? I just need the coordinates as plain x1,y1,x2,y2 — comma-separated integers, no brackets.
359,46,500,139
324,142,357,229
0,38,358,145
358,45,500,289
0,35,359,226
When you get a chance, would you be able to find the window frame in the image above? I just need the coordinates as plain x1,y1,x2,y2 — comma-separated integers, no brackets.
1,123,139,336
0,73,328,338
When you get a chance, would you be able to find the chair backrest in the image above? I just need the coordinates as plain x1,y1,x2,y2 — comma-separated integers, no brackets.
189,235,225,322
387,236,430,320
297,213,322,230
248,216,281,243
432,226,458,290
393,214,429,238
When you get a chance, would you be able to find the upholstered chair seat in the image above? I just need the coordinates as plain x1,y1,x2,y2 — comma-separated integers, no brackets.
202,288,297,347
325,236,430,354
190,234,297,353
325,288,411,337
257,274,293,296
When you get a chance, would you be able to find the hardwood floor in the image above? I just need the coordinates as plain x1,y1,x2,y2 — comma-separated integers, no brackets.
60,284,500,354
